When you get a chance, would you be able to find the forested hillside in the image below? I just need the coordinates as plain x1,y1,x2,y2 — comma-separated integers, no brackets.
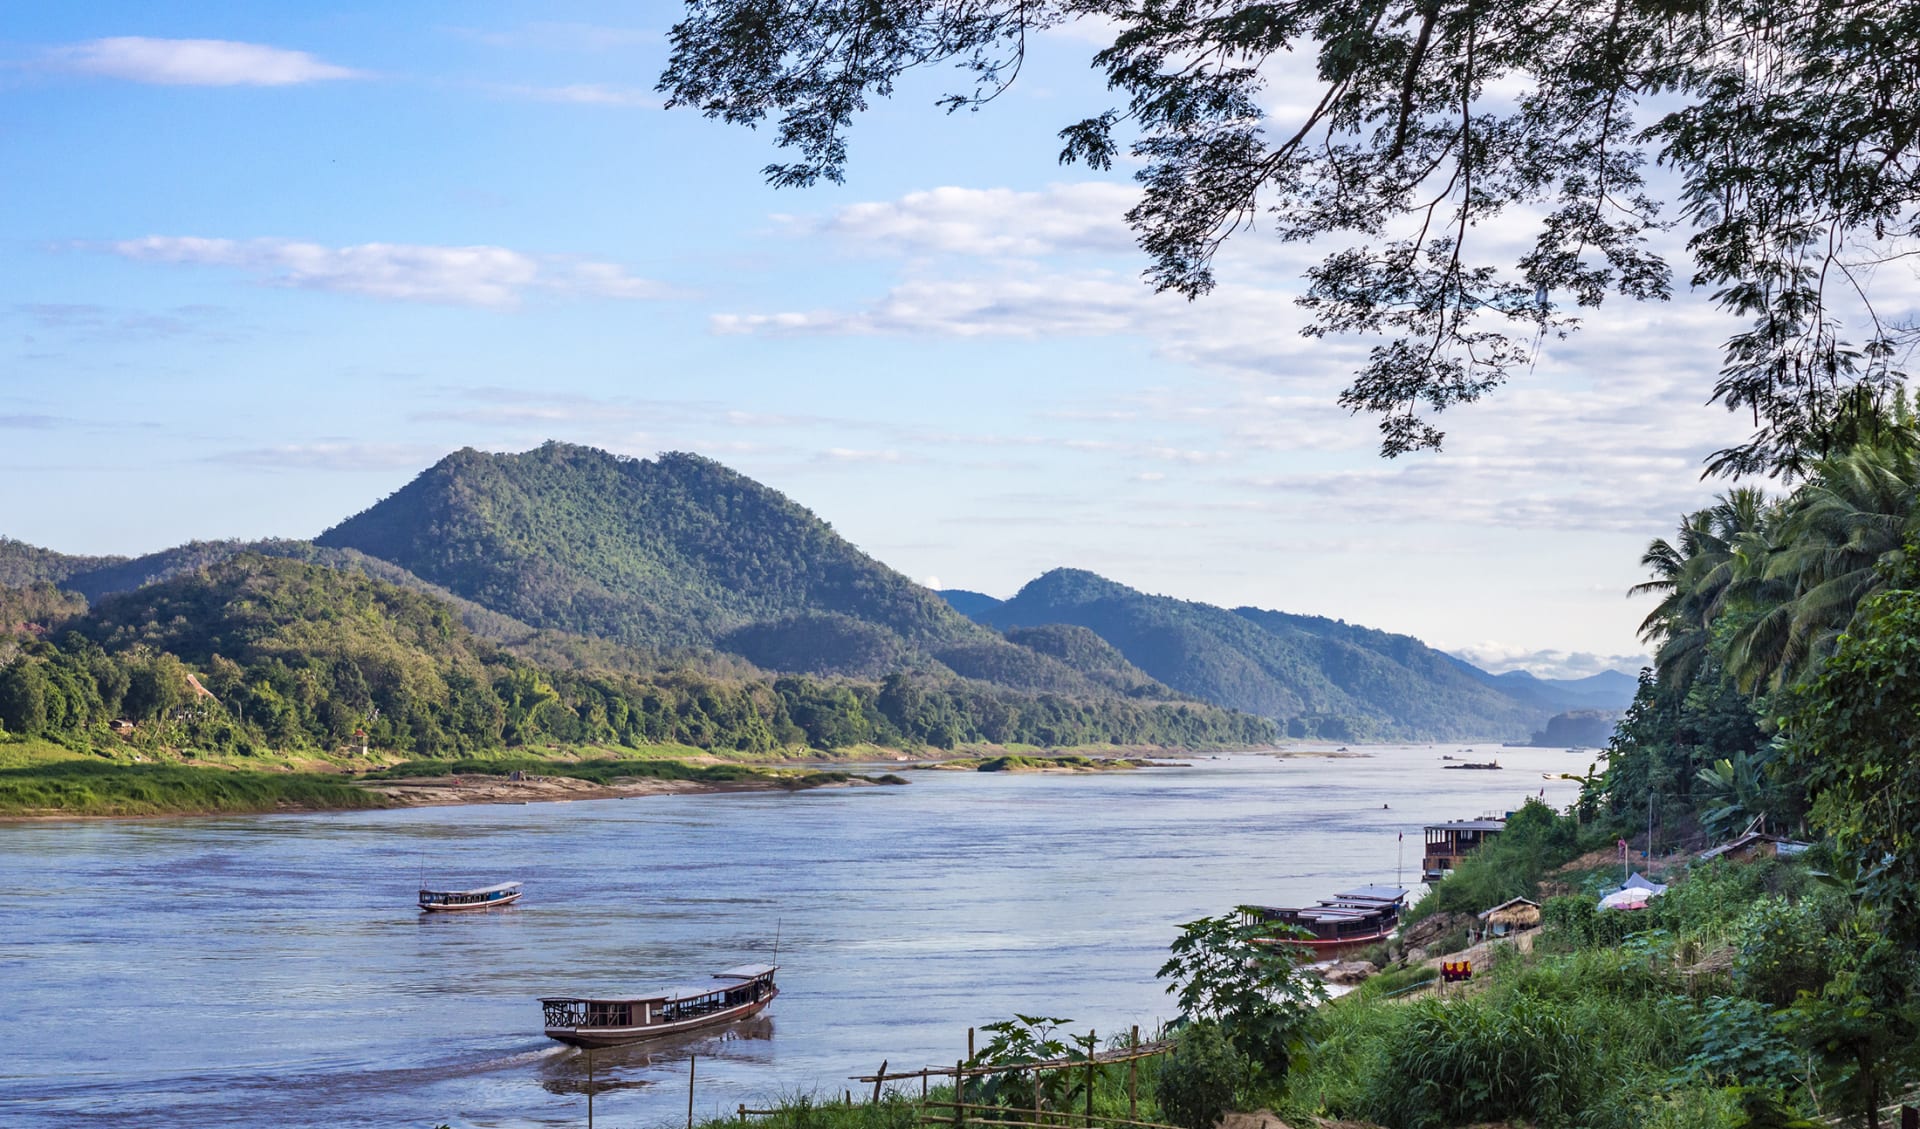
313,443,1119,691
958,569,1561,741
0,536,540,641
0,556,1274,756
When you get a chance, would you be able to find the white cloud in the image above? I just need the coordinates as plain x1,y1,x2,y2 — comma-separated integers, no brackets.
1446,644,1649,680
713,272,1173,338
51,37,361,86
793,183,1139,257
206,442,445,471
103,236,669,308
497,83,658,108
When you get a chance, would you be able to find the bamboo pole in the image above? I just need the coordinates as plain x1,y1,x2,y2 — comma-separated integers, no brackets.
688,1055,697,1129
1128,1026,1138,1122
588,1049,596,1129
956,1061,966,1129
874,1060,888,1105
1085,1030,1095,1128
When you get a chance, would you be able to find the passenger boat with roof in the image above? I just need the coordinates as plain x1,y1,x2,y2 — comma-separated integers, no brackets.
1241,885,1408,956
418,881,523,912
541,964,779,1048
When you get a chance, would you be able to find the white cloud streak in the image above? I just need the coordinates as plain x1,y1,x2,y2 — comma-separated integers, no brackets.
497,82,659,108
790,183,1139,257
104,236,668,308
50,37,361,86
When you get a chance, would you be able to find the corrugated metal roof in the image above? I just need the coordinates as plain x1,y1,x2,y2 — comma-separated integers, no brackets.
1334,886,1407,902
714,964,776,980
424,881,521,896
1424,820,1507,832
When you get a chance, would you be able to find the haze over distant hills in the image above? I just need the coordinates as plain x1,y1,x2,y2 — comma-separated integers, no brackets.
2,441,1629,743
940,573,1635,741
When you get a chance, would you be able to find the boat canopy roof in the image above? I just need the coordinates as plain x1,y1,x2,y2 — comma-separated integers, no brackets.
543,982,735,1007
541,964,776,1007
714,964,776,980
1425,819,1507,832
423,881,521,896
1332,886,1407,902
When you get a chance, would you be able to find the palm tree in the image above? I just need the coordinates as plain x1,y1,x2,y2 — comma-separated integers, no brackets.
1726,439,1920,690
1632,489,1776,689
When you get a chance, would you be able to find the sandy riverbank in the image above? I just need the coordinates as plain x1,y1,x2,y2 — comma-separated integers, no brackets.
357,770,905,808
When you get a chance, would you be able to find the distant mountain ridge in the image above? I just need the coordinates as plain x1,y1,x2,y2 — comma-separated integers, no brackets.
5,443,1625,743
311,443,1180,698
943,568,1629,741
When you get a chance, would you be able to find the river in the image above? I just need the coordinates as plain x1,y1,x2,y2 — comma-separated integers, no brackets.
0,746,1592,1127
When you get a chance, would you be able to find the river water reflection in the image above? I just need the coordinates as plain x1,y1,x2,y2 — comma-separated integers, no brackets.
1,746,1590,1127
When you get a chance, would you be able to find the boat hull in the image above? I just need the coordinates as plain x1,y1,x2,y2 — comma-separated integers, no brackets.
1252,927,1396,957
545,990,777,1048
419,891,523,912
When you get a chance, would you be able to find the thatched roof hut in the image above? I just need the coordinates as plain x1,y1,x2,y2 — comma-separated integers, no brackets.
1477,897,1541,934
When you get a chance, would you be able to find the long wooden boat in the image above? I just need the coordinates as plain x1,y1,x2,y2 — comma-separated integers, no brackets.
1242,885,1407,957
418,881,523,912
541,964,778,1049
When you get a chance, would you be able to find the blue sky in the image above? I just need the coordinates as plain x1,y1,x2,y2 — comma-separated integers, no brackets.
1,2,1763,677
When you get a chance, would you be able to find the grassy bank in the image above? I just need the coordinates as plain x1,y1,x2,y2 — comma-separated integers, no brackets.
0,758,396,817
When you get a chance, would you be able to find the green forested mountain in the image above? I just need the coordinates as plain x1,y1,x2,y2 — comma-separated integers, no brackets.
0,536,540,642
313,443,1122,692
957,568,1561,741
0,555,1273,754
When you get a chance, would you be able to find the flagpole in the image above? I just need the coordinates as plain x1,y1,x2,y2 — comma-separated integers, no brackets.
1397,830,1404,888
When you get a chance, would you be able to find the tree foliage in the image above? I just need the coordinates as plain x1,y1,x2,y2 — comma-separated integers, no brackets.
0,555,1272,757
660,0,1920,471
1159,912,1324,1082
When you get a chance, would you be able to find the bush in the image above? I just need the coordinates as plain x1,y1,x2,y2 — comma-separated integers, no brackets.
1731,895,1839,1008
1154,1022,1255,1129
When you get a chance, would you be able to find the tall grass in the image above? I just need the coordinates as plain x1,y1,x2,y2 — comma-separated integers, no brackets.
0,760,394,816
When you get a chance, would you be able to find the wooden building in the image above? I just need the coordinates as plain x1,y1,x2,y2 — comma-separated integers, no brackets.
1421,818,1506,883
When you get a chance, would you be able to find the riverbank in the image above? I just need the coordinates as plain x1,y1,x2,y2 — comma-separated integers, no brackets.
0,738,1215,819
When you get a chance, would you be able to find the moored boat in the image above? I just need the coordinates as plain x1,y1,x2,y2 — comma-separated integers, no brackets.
418,881,523,912
1242,886,1407,957
541,964,778,1048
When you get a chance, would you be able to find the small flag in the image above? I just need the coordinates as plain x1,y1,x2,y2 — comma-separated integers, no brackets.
1397,831,1403,841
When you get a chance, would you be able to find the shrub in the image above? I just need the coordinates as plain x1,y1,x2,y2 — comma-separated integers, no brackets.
1154,1021,1255,1129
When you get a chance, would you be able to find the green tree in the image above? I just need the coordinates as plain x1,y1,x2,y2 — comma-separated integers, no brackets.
1158,912,1324,1083
660,0,1920,471
1783,557,1920,947
0,660,50,737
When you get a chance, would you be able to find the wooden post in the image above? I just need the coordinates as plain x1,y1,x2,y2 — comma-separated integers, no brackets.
873,1060,888,1106
587,1049,596,1129
1128,1026,1139,1122
1085,1030,1095,1128
738,1104,747,1123
956,1060,967,1129
921,1067,929,1103
968,1027,975,1062
688,1055,697,1129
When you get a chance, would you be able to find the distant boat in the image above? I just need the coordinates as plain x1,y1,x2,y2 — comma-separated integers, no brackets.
541,964,779,1048
418,881,523,912
1241,887,1407,957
